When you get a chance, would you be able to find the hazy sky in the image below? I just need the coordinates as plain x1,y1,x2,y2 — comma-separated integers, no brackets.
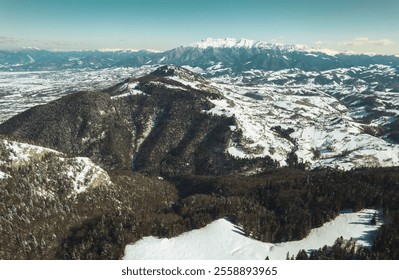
0,0,398,54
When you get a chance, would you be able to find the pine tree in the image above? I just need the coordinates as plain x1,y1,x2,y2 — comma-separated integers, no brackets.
370,212,377,226
295,249,309,260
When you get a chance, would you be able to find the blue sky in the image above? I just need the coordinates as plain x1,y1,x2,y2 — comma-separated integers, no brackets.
0,0,398,54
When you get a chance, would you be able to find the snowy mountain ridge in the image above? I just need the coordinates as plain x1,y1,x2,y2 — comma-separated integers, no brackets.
187,37,331,55
188,37,282,49
0,139,112,198
2,37,399,73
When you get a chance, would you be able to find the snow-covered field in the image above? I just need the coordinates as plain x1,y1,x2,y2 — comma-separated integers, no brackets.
0,66,155,123
124,209,382,260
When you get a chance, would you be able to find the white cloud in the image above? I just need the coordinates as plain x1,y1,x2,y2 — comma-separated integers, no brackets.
340,37,394,46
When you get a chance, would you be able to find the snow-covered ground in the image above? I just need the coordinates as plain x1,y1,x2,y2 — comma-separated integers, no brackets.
63,156,112,195
206,65,399,170
0,66,155,123
1,139,60,164
0,170,8,180
124,209,382,260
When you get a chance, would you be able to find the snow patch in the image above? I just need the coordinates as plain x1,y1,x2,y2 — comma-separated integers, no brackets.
0,170,9,180
111,81,146,99
2,140,59,164
64,157,112,195
0,139,112,197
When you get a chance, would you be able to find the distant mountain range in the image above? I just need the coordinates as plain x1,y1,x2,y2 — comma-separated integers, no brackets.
1,38,399,73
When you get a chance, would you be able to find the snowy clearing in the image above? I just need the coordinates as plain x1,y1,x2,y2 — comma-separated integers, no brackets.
124,209,382,260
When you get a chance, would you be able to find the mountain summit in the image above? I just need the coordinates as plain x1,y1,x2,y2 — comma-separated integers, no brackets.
188,38,275,49
187,37,308,52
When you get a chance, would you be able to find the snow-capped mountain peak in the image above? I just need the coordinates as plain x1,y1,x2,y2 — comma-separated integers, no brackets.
187,37,313,53
188,38,265,49
187,38,384,57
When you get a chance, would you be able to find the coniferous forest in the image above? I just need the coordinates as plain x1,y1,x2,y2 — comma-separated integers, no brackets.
1,149,399,260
